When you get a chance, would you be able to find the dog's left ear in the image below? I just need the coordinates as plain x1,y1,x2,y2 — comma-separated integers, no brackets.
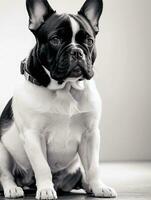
26,0,55,31
78,0,103,33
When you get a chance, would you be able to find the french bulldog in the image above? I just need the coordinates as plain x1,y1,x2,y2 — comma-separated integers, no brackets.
0,0,117,199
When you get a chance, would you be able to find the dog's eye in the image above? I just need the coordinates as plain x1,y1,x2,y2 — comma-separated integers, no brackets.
49,36,61,46
86,38,94,47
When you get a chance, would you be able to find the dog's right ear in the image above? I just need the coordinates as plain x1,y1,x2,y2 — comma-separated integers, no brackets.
26,0,55,31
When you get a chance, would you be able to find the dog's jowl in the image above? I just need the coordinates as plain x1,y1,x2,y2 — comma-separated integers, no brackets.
0,0,117,199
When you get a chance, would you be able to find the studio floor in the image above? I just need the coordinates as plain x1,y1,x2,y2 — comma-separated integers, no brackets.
0,162,151,200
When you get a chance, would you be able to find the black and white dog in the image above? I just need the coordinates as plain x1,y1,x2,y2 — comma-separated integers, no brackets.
0,0,117,199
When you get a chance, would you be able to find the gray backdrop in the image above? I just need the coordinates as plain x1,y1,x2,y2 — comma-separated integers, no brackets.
0,0,150,161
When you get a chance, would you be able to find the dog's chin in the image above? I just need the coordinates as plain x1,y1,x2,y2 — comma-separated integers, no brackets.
48,64,94,91
51,70,93,85
47,76,85,91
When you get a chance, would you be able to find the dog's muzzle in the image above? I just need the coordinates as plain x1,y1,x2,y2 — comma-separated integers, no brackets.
51,44,94,84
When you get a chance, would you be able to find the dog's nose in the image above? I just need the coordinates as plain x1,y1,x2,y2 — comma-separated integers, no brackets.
70,48,84,60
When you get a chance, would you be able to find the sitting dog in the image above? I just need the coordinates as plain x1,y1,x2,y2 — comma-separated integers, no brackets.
0,0,117,199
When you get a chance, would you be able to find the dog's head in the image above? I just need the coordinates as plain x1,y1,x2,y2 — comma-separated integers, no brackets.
26,0,103,85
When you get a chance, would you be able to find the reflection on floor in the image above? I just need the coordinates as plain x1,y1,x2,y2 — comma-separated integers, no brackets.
0,162,151,200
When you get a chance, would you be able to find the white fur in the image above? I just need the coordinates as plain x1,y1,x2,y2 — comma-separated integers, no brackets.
47,77,85,91
69,16,80,46
1,79,99,176
0,77,117,198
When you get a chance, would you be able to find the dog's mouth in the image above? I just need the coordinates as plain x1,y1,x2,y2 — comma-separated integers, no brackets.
68,65,83,78
51,63,94,85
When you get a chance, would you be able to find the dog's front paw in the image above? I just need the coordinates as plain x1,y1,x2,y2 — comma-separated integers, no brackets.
90,181,117,198
36,185,57,200
4,186,24,198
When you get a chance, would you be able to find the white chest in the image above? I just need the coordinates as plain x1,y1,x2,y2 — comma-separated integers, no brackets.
44,114,84,171
12,79,101,171
13,79,100,118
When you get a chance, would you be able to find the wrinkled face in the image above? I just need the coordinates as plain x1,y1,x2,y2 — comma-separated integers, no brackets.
36,14,96,84
26,0,103,85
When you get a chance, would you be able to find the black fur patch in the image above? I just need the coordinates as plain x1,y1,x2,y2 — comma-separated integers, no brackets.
0,98,14,138
13,165,35,188
13,166,82,191
53,168,82,192
26,48,51,87
24,0,103,86
26,12,96,85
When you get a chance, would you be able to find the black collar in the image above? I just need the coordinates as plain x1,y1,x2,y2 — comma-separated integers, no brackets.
20,59,41,86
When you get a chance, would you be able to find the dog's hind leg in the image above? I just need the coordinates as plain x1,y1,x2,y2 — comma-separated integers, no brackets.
0,142,24,198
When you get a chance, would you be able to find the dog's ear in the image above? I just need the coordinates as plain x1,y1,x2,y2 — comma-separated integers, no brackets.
78,0,103,33
26,0,55,31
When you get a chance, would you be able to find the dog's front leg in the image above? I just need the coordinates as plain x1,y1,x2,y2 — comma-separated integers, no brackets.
22,130,57,200
79,124,117,198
